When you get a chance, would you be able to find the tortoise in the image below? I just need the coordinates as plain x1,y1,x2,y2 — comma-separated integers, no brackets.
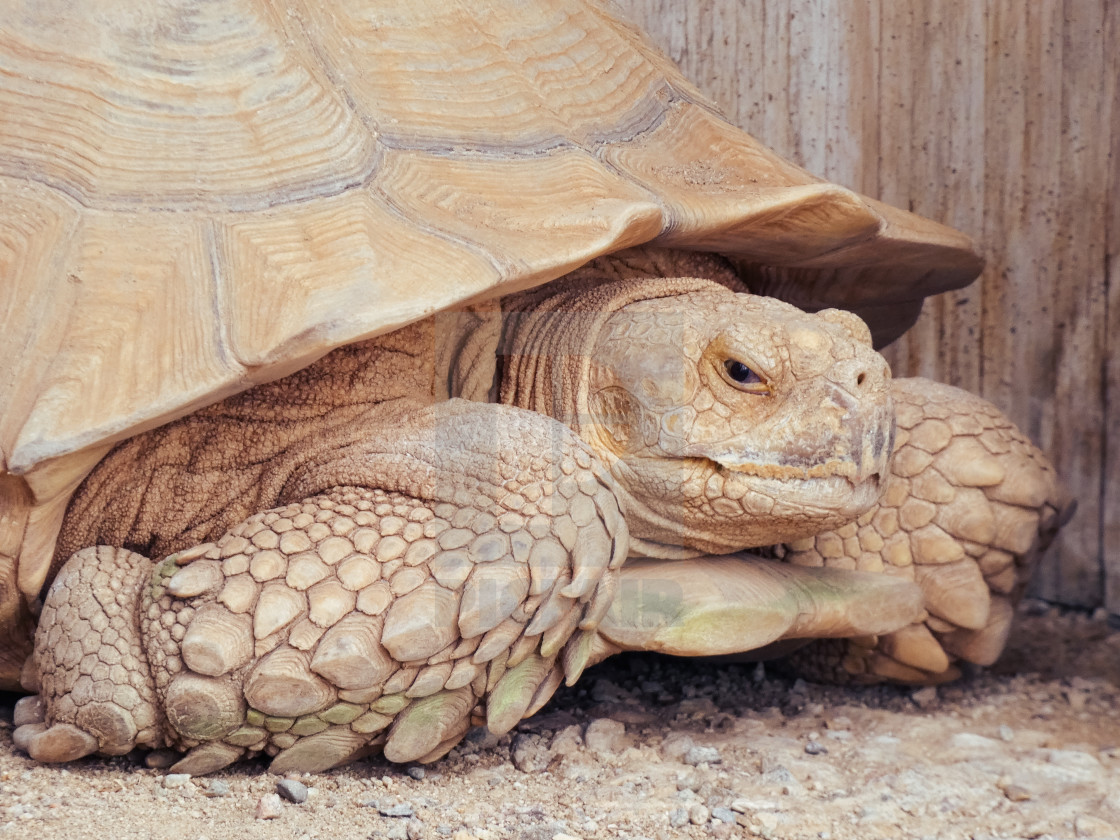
0,0,1070,774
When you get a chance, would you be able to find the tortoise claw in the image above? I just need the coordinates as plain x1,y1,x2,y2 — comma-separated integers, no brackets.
382,686,475,764
11,722,45,752
170,742,244,776
17,722,99,763
598,556,924,657
486,653,551,735
13,695,45,727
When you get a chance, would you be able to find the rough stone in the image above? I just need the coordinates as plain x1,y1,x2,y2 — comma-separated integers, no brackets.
277,778,309,803
378,799,416,818
583,718,626,754
511,733,552,773
684,745,721,765
255,793,283,819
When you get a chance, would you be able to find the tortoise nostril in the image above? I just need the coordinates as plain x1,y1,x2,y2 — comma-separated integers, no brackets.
829,358,885,396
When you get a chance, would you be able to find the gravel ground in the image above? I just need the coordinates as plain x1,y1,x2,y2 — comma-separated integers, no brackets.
2,602,1119,840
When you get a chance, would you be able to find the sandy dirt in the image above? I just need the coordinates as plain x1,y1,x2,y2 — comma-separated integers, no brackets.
2,601,1118,840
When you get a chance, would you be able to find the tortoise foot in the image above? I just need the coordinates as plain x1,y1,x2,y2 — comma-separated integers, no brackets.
25,546,162,759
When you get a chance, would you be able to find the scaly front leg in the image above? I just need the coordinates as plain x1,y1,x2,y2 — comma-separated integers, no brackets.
15,401,625,773
782,378,1073,683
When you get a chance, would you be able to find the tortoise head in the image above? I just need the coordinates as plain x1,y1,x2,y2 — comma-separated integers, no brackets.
500,277,893,559
582,288,893,557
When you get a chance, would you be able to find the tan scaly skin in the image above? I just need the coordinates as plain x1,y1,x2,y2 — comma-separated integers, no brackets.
778,378,1072,684
12,252,1066,773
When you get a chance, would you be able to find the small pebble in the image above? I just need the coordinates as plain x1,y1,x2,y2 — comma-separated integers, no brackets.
668,808,689,828
756,812,780,831
511,733,552,773
408,766,426,780
684,745,721,766
911,686,938,709
711,806,736,823
202,780,230,798
761,764,796,785
688,803,709,825
948,733,1002,753
277,779,308,804
660,733,695,763
380,800,416,818
1075,814,1117,837
163,773,192,789
255,793,283,819
550,725,583,756
804,741,828,756
584,718,626,753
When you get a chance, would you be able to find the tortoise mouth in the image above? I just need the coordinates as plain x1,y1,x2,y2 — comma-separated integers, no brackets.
706,457,885,516
714,461,884,496
714,456,861,482
610,453,886,559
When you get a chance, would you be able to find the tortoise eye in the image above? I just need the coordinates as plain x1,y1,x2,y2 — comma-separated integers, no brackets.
723,359,769,393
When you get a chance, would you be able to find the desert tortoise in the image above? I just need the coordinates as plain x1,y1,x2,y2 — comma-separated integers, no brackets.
0,0,1068,773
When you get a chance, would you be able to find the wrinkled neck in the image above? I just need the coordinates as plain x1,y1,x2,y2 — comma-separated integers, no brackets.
498,276,722,428
498,275,726,560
